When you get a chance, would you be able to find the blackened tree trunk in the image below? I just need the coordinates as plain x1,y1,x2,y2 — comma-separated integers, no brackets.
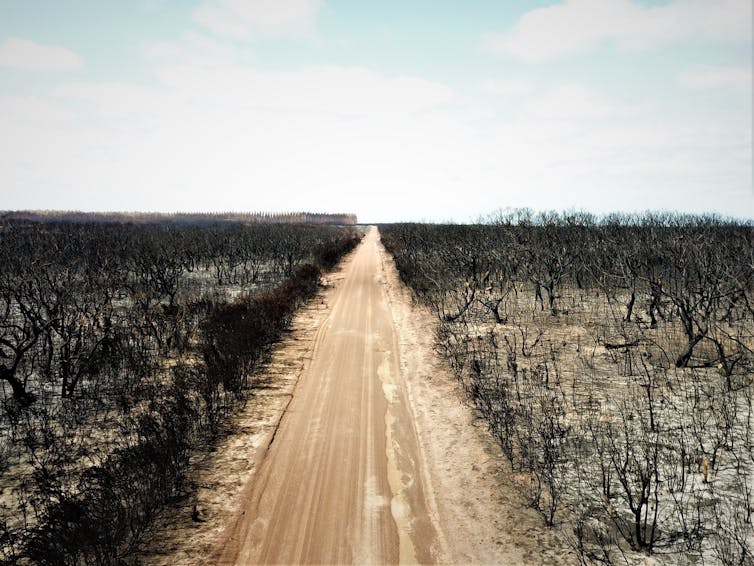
0,364,34,405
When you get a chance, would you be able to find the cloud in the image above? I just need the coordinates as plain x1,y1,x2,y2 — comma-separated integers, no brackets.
51,64,456,131
0,38,83,71
485,0,751,61
523,84,618,119
481,79,533,96
150,64,456,116
678,66,752,92
0,97,76,123
26,63,462,219
140,32,251,66
192,0,321,40
53,82,174,123
140,41,184,60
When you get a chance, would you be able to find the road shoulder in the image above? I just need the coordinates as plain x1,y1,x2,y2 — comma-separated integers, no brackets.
376,231,568,565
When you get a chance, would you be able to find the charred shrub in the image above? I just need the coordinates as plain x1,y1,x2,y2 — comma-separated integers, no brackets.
201,263,322,403
314,230,361,270
24,374,196,564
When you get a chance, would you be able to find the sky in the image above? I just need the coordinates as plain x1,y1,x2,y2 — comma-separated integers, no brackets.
0,0,751,223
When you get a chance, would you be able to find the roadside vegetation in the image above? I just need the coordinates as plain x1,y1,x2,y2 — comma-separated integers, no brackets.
381,210,753,565
0,217,360,563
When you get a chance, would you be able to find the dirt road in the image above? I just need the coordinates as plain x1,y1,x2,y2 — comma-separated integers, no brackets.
139,226,568,565
215,227,443,564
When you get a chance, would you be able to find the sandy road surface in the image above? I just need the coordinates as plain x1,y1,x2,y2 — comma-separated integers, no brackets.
215,227,443,564
139,226,568,565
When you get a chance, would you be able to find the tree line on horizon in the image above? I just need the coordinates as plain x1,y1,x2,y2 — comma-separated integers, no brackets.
0,210,358,227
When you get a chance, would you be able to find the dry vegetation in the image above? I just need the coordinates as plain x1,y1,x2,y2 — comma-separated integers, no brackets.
380,211,753,565
0,218,361,563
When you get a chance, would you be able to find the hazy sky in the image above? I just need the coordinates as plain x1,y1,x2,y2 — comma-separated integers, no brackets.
1,0,751,222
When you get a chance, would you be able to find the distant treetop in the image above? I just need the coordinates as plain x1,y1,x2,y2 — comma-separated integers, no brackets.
0,210,358,226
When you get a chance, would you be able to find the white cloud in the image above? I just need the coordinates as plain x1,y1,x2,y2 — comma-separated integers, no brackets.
17,63,463,220
150,64,455,117
0,97,75,123
53,82,173,123
140,32,252,66
678,66,752,92
192,0,321,40
140,41,184,60
0,38,83,71
6,62,749,220
523,84,618,119
481,79,533,96
485,0,752,61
